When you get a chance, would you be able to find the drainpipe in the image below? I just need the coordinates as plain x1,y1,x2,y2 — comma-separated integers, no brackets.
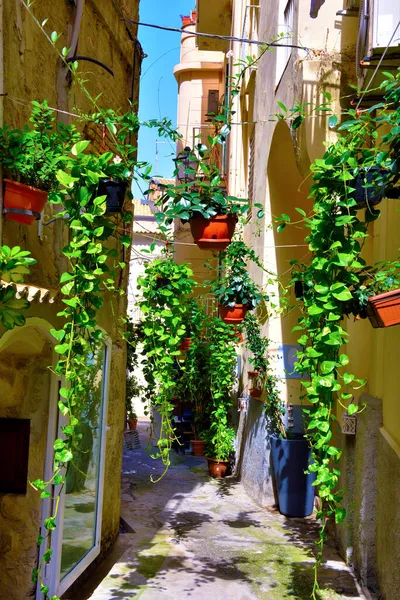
67,0,85,60
0,0,4,245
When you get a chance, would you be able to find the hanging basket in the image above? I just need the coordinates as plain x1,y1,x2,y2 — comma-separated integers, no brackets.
341,412,357,435
3,179,48,225
249,388,262,399
352,167,386,209
97,179,127,213
189,214,237,251
219,303,248,324
367,288,400,328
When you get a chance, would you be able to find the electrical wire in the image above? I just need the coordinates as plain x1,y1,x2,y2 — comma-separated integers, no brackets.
356,18,400,110
125,19,311,55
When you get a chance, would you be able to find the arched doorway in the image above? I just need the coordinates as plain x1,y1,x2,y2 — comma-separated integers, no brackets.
266,121,313,408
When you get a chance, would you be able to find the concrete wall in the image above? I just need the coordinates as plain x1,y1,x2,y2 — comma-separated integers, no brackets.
0,0,140,597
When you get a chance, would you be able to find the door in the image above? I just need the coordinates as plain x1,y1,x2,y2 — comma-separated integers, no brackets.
39,341,110,597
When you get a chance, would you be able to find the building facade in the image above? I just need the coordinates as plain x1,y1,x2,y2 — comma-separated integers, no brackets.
0,2,142,598
174,1,400,598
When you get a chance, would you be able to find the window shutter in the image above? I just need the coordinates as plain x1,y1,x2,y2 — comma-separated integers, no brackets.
206,90,219,120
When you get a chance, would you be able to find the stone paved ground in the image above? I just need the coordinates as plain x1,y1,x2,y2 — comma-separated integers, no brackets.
83,422,366,600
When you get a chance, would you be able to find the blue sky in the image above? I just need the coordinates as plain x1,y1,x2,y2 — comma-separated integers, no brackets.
135,0,193,196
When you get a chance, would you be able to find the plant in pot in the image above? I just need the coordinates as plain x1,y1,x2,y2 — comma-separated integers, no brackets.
89,109,140,213
212,242,265,324
265,374,316,518
127,410,138,430
154,148,250,250
345,260,400,328
203,317,238,477
0,100,80,224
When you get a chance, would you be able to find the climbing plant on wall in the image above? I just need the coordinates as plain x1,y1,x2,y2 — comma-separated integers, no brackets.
275,71,400,597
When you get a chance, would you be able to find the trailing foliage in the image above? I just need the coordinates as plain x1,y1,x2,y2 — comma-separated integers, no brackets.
212,241,267,309
0,100,80,192
204,318,238,460
137,255,196,478
275,71,400,597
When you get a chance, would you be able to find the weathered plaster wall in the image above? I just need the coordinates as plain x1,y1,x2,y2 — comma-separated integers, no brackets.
1,0,140,597
0,330,53,600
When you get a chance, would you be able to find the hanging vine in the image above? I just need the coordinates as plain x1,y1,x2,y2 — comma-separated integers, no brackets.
274,71,400,597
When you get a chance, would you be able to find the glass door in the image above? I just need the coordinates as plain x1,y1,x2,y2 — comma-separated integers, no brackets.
40,342,110,598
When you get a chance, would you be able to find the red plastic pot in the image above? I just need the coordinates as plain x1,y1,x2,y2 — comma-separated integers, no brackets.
191,440,206,456
189,214,237,251
248,371,259,379
219,303,248,324
128,419,138,430
367,289,400,328
206,457,231,479
3,179,48,225
250,389,262,399
179,337,192,351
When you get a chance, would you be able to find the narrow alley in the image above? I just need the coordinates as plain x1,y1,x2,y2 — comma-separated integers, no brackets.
75,423,365,600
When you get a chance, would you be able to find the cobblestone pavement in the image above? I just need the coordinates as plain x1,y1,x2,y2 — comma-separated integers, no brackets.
84,422,366,600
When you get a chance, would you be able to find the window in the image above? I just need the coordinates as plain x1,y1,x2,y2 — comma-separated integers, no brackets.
276,0,294,86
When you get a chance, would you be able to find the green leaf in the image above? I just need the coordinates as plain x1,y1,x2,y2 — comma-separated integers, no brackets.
347,403,358,415
71,140,90,155
328,114,338,128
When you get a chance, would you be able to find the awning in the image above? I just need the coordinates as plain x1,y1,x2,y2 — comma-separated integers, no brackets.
310,0,325,18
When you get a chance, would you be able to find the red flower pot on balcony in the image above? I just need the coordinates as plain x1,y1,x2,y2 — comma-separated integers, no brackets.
189,214,237,251
3,179,48,225
367,289,400,328
249,388,262,399
219,303,248,324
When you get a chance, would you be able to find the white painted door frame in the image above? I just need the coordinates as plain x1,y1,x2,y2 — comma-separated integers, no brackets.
38,339,111,598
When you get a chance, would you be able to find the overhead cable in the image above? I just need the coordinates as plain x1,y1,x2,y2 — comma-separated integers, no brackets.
123,19,311,54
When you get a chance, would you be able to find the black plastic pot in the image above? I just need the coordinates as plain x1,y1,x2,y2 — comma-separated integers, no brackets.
270,433,316,518
352,167,386,209
97,179,128,213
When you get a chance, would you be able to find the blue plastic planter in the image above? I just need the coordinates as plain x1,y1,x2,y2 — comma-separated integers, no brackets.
270,433,316,518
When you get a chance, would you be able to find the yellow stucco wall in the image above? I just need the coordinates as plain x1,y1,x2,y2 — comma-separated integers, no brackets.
0,1,140,597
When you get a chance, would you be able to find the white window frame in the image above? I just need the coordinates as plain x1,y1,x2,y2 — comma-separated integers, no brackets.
275,0,294,87
38,338,111,598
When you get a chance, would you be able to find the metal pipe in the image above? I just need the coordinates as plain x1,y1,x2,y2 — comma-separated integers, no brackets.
65,55,114,76
67,0,85,59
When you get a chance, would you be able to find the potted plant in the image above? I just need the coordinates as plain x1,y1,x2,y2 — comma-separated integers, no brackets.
203,318,238,477
0,100,79,224
154,150,249,250
342,260,400,328
264,376,316,517
211,242,265,323
127,410,138,430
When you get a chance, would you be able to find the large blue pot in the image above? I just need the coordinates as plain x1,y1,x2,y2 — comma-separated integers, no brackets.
270,433,316,518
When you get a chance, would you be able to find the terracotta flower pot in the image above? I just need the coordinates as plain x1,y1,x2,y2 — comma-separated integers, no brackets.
179,337,192,351
128,419,138,430
219,303,248,324
206,457,231,479
189,214,237,251
191,440,206,456
250,388,262,399
3,179,48,225
367,289,400,328
234,330,243,344
248,371,259,379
